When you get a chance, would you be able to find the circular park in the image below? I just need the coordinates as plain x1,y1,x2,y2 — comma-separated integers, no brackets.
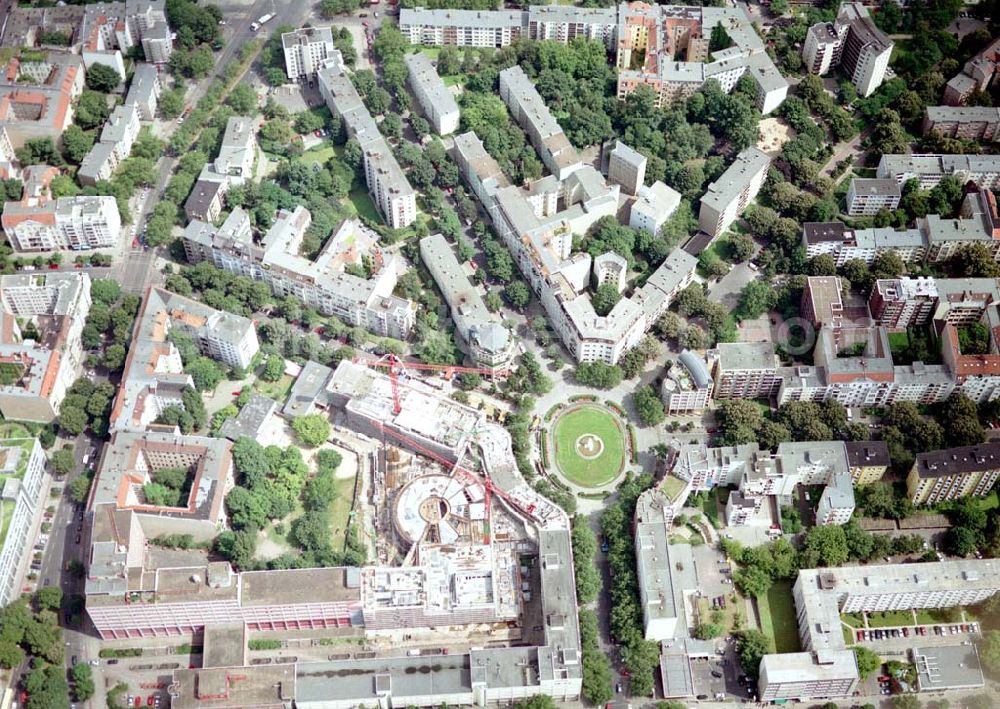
550,404,627,488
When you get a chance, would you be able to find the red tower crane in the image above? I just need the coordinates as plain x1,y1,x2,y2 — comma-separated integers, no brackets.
352,354,513,416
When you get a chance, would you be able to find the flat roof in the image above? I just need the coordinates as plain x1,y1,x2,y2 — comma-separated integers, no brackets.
240,568,360,606
913,644,985,691
716,341,776,371
700,147,770,212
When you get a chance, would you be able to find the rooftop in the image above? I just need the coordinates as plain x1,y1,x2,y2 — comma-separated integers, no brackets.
914,442,1000,478
913,644,985,691
716,341,777,371
700,147,770,213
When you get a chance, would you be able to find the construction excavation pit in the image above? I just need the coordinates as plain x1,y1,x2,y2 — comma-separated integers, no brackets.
393,473,487,546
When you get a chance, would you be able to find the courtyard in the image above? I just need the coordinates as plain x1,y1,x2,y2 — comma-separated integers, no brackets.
550,404,626,488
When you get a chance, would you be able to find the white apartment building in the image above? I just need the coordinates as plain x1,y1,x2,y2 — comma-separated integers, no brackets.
399,8,525,47
404,52,460,136
803,4,892,98
759,652,859,703
3,195,121,252
527,5,617,46
184,207,416,340
212,116,257,181
282,27,336,81
713,342,780,399
0,439,48,606
697,147,770,237
78,102,141,186
606,141,647,196
846,178,901,216
630,181,680,235
420,234,514,369
0,273,92,422
877,154,1000,190
499,66,582,180
801,223,927,267
802,21,847,75
125,63,161,121
318,56,417,229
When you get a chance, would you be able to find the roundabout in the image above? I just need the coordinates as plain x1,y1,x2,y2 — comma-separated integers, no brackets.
550,404,627,488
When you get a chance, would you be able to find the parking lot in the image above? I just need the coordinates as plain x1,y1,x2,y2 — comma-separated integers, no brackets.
852,622,980,652
690,543,733,600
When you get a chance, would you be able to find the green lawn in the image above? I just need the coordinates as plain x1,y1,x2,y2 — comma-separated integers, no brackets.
842,624,855,646
347,182,382,223
329,475,356,552
758,581,801,653
978,490,998,512
254,374,294,402
662,475,688,502
301,144,338,168
551,405,626,487
842,613,865,628
867,610,915,628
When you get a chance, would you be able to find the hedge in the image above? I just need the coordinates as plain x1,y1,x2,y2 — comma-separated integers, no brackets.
568,394,598,402
543,404,562,422
627,424,638,464
539,430,550,468
249,639,282,650
604,400,625,417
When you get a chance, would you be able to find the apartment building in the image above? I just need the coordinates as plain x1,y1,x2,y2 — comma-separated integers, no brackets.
803,4,891,98
923,106,1000,141
802,21,847,75
184,206,415,340
795,560,1000,653
282,27,336,81
404,52,460,136
420,234,514,369
615,4,788,113
697,147,770,238
760,652,859,702
0,273,91,422
183,179,226,224
399,7,524,47
868,277,939,328
457,123,698,364
110,287,258,432
2,166,121,252
801,222,927,266
844,440,890,486
846,178,901,216
318,55,417,229
606,140,647,196
124,62,161,121
499,66,582,180
634,489,687,641
0,439,47,606
0,52,84,148
712,342,780,399
945,36,1000,106
877,153,1000,190
921,188,1000,263
630,181,681,236
79,102,141,186
662,350,713,415
140,22,172,64
527,5,617,46
837,4,892,98
212,116,257,181
908,443,1000,505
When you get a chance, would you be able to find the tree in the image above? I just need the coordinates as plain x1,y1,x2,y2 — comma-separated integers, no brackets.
59,406,88,437
0,641,24,670
504,281,530,311
85,63,121,92
36,586,62,611
733,565,772,597
571,516,601,604
729,232,755,262
72,662,95,701
592,282,621,316
160,86,185,119
185,357,224,392
49,448,75,476
737,629,770,679
260,355,285,382
61,125,95,164
949,242,1000,278
802,525,849,566
213,528,258,570
292,414,331,447
515,696,556,709
694,622,723,640
633,386,665,426
853,646,882,679
90,278,122,307
74,90,111,130
69,474,92,504
574,362,623,390
981,630,1000,674
735,280,776,320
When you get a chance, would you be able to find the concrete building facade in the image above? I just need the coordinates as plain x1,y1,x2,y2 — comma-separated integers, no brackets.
697,147,770,238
